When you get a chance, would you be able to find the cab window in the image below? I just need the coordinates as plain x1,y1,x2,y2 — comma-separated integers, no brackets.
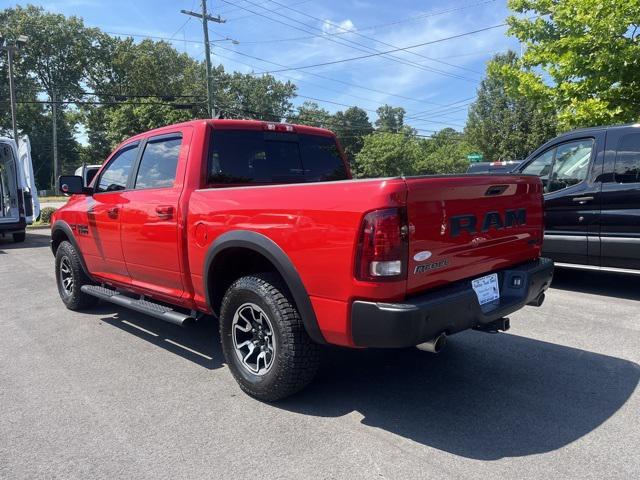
548,139,593,192
522,148,554,179
208,130,348,185
134,135,182,189
522,139,593,193
96,144,138,193
614,133,640,183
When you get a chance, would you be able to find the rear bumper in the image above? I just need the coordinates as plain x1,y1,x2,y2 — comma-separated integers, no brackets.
351,257,554,348
0,218,26,234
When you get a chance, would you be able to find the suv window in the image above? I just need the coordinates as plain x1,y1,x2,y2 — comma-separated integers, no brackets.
548,139,593,192
522,149,554,179
522,139,593,193
208,130,348,185
614,133,640,183
135,135,182,189
96,144,138,193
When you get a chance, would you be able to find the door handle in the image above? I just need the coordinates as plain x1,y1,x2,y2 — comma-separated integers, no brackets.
155,205,174,219
572,196,594,204
107,207,119,219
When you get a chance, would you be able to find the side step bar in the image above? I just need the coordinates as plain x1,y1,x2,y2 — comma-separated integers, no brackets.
81,285,195,326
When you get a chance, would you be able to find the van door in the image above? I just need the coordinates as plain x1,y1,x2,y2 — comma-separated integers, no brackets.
520,134,604,265
599,128,640,270
119,132,186,298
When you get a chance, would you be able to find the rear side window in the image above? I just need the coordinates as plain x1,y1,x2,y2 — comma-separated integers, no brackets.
135,135,182,189
614,133,640,183
208,130,348,185
96,144,138,193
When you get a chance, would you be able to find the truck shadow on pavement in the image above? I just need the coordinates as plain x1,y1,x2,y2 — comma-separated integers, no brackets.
90,306,224,370
550,268,640,301
93,301,640,460
277,330,640,460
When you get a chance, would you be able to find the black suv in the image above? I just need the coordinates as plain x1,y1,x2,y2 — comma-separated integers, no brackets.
514,124,640,273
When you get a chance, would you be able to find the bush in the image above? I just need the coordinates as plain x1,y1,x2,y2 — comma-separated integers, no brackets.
39,207,57,224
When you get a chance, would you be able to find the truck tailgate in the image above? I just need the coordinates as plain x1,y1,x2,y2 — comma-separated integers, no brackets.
404,174,543,295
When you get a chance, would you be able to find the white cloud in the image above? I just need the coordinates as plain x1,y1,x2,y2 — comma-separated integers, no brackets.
321,18,356,35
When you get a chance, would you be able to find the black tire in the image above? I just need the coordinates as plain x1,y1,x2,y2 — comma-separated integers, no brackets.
12,231,26,243
220,273,320,401
55,240,98,311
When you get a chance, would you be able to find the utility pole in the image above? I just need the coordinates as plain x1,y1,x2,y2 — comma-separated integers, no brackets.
0,35,28,143
52,90,58,188
181,1,225,118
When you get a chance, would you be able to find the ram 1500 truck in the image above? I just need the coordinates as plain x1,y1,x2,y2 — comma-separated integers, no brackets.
51,119,553,401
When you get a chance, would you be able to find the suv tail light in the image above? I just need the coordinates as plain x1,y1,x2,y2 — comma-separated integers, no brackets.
355,207,408,281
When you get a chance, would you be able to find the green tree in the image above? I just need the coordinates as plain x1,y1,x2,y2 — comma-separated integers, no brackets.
466,51,557,161
419,128,474,174
331,106,373,173
375,105,406,133
219,71,296,122
355,132,422,177
499,0,640,129
286,101,332,127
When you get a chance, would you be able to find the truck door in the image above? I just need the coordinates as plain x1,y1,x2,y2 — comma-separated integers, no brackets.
520,134,604,265
81,142,139,284
119,132,186,298
599,128,640,270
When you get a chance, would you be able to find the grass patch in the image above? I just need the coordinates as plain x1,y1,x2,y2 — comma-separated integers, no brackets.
39,196,67,203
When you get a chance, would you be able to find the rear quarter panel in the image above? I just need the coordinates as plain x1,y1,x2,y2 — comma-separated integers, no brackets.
187,178,408,345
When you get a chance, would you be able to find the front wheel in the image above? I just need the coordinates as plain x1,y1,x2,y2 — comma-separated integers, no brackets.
219,273,320,401
55,241,98,311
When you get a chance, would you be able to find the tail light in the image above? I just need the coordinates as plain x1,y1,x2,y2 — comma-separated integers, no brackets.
355,207,408,281
264,123,296,133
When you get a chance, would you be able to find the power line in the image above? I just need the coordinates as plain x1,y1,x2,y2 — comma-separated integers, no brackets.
237,1,497,43
211,48,466,124
98,27,473,109
219,0,479,82
258,0,484,76
223,0,313,20
213,43,455,108
260,22,509,74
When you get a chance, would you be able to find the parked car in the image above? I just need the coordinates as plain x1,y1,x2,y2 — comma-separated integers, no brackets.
467,160,523,174
0,136,40,242
514,123,640,273
74,164,101,187
51,119,552,400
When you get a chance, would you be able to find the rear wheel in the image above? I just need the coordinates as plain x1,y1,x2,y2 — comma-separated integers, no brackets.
12,231,25,243
55,241,98,311
219,273,320,401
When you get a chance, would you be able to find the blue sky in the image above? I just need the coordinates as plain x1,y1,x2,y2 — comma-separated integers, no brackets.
3,0,521,135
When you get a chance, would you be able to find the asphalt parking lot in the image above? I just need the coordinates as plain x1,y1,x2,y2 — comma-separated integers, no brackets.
1,230,639,479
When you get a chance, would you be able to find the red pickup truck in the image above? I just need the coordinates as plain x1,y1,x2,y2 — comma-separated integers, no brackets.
51,119,553,400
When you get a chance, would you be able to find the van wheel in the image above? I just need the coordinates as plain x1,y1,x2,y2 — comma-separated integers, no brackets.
55,241,98,311
219,273,320,401
12,231,26,242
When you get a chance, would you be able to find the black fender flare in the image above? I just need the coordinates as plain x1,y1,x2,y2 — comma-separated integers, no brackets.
203,230,326,344
51,220,93,281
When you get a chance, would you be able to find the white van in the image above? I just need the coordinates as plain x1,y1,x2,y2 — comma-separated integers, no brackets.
0,136,40,242
74,164,101,187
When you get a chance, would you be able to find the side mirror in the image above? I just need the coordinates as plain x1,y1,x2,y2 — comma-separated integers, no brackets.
58,175,89,195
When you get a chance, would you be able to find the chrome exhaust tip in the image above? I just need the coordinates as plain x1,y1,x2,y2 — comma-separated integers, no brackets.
416,333,447,354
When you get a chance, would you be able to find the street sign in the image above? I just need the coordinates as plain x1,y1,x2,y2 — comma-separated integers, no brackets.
467,153,484,163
